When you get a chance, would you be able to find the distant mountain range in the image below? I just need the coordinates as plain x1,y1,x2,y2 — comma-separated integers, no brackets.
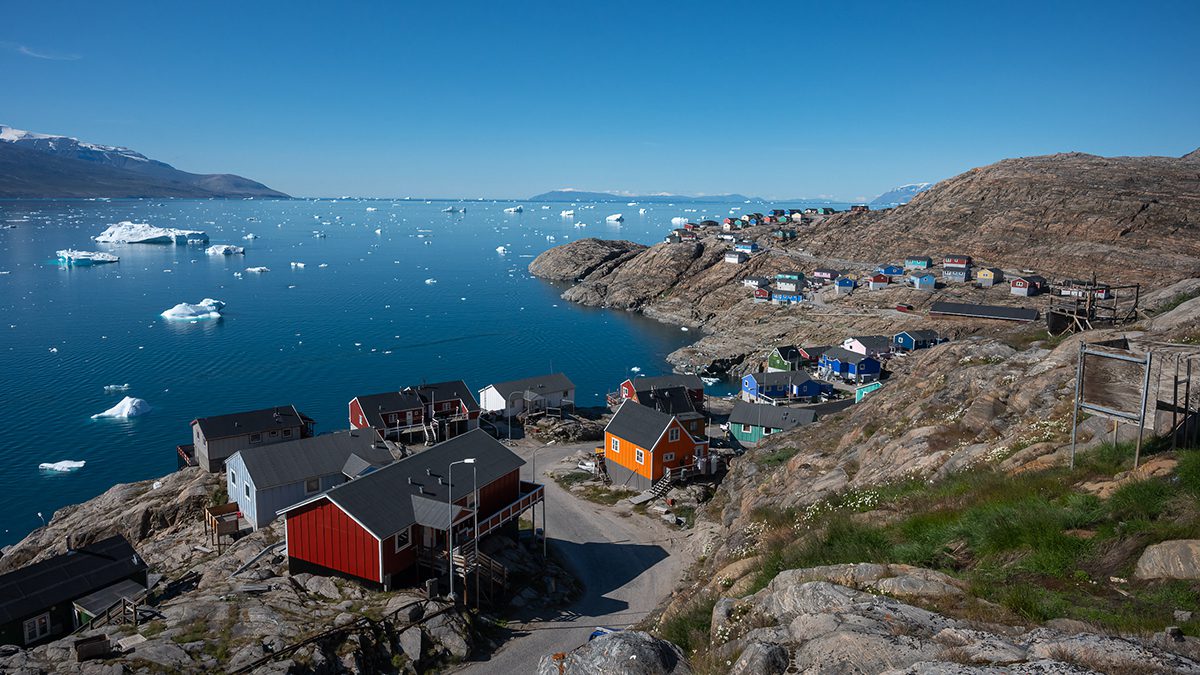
0,124,288,199
529,189,759,203
869,182,932,206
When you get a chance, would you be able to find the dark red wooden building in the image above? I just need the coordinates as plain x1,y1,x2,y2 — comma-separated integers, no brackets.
349,380,481,446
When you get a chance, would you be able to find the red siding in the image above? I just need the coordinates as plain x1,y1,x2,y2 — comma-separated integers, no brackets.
381,528,417,578
478,469,520,514
620,380,636,400
349,399,367,429
286,498,381,583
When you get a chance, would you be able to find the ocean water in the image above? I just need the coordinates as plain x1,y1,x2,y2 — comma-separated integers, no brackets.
0,198,840,546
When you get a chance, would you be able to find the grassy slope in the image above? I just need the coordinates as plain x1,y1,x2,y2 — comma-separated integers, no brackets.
658,441,1200,660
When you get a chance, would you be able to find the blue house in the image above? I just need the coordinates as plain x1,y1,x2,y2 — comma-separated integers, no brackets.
894,330,940,352
834,277,856,294
910,273,936,291
818,347,882,384
734,240,759,253
741,371,826,402
877,264,905,277
771,290,804,304
226,429,395,530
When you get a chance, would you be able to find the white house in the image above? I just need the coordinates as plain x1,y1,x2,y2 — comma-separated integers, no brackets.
843,335,893,358
478,372,576,419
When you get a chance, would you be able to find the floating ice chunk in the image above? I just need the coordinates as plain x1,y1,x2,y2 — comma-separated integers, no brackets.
630,366,642,372
681,326,689,331
49,347,58,353
425,278,437,285
91,396,151,419
94,222,208,245
104,383,131,392
366,207,377,211
161,298,224,320
546,235,556,242
57,250,119,265
40,460,86,472
560,210,575,217
290,262,305,268
606,213,624,222
639,208,647,214
318,263,329,268
374,228,382,235
496,246,508,254
503,206,523,213
671,217,689,226
206,244,244,255
245,266,270,273
243,233,258,240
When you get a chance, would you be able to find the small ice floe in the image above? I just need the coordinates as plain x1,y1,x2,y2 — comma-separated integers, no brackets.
91,396,151,419
496,246,508,254
48,347,58,353
57,250,119,266
630,366,642,372
701,376,720,386
313,231,327,238
104,383,131,392
374,228,382,235
425,278,437,285
366,207,378,211
575,222,587,228
606,213,624,222
206,244,244,255
245,266,270,273
318,263,329,268
560,210,575,217
233,271,243,278
442,206,461,213
503,206,523,214
546,235,556,242
94,221,208,245
290,261,306,268
40,460,86,472
681,326,689,331
161,298,224,320
243,233,258,240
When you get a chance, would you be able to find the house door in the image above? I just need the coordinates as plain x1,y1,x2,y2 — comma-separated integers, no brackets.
422,526,435,549
405,411,414,427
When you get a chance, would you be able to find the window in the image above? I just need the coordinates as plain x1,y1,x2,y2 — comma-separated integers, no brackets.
635,448,645,464
394,527,411,552
283,428,292,437
269,430,279,438
764,428,774,435
249,433,262,444
230,472,237,486
663,452,675,462
610,437,619,454
668,428,680,442
244,483,250,498
304,478,320,495
742,424,752,433
23,613,50,644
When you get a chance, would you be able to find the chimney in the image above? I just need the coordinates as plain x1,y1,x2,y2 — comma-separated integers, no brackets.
65,533,73,552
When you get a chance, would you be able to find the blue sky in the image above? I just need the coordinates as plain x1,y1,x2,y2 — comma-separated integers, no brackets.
3,1,1198,199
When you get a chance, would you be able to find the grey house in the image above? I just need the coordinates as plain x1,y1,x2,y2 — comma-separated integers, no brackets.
226,429,394,530
190,405,315,472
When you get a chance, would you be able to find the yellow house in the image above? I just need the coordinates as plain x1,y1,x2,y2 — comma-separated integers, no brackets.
976,267,1004,288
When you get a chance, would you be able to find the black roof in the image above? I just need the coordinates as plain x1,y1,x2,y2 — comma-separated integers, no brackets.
821,347,877,364
626,374,704,391
606,399,678,450
297,429,523,539
729,400,816,430
354,391,425,428
485,373,575,400
193,405,310,440
633,385,698,416
410,380,481,413
0,535,147,624
897,329,939,341
773,345,801,362
847,335,892,352
235,429,394,490
747,371,815,387
929,302,1039,322
799,345,831,359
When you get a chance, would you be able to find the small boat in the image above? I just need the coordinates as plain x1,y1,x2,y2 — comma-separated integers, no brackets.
57,249,119,266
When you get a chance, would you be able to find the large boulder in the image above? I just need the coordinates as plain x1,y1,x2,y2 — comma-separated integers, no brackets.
536,631,692,675
1134,539,1200,580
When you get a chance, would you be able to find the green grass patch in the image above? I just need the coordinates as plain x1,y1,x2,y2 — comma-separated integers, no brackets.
1155,288,1200,314
657,595,717,657
756,446,799,468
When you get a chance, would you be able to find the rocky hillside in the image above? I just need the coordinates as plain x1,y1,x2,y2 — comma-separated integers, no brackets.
813,150,1200,286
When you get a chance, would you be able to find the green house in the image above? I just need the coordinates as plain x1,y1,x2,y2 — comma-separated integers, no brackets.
767,345,802,372
727,400,816,447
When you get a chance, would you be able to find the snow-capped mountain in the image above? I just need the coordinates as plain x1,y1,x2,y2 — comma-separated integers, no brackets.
869,182,932,207
0,124,288,198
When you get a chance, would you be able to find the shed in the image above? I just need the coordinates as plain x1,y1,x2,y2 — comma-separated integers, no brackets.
727,401,816,447
909,273,936,291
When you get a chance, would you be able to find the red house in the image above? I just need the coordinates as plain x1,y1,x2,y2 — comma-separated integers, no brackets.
281,429,542,591
349,380,480,446
610,374,706,410
753,287,772,302
942,254,973,269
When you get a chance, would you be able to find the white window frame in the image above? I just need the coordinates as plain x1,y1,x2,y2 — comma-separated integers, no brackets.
668,428,680,442
230,472,237,486
244,483,250,499
394,527,411,552
742,424,752,433
304,478,320,495
610,437,619,454
663,452,675,462
24,612,50,644
635,448,645,465
764,427,774,435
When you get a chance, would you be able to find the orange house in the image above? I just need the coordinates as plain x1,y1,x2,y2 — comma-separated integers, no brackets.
601,400,709,490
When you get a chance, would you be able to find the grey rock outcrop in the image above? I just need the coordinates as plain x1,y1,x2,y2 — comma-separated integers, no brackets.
1134,539,1200,580
536,630,692,675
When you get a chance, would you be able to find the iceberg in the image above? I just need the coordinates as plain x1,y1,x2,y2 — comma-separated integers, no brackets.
243,233,258,240
103,383,131,392
366,207,378,211
91,396,151,419
425,278,437,285
161,298,224,320
290,262,305,268
560,210,575,217
94,221,208,245
503,206,523,213
671,217,689,226
495,246,508,254
606,213,624,222
57,249,119,265
206,244,245,256
245,266,270,273
40,460,86,472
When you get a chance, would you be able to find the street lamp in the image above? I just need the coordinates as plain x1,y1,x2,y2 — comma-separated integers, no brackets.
447,458,476,603
531,440,556,481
